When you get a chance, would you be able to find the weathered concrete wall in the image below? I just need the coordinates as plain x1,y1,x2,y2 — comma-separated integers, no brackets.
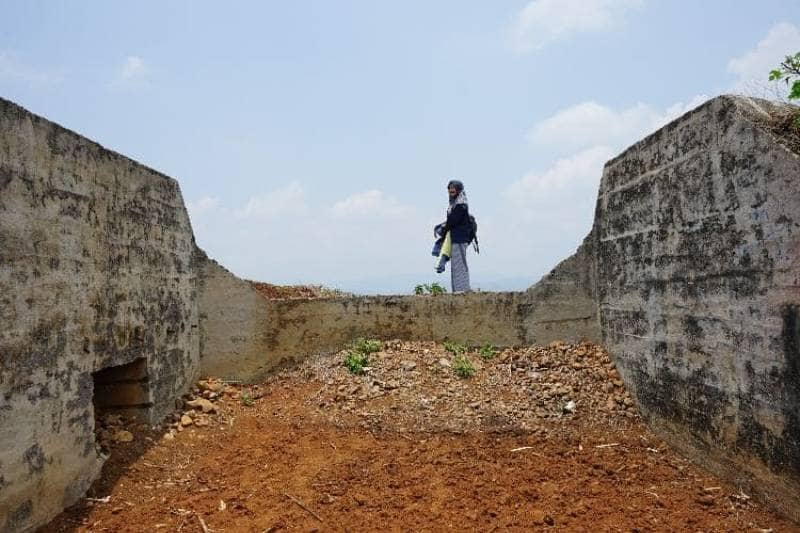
198,253,600,382
594,95,800,520
0,98,199,532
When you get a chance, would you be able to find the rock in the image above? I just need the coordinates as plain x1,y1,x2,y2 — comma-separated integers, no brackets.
163,432,175,441
401,361,417,371
112,430,134,443
531,509,547,525
187,398,217,413
194,416,209,427
696,494,715,506
103,414,123,427
438,358,451,368
563,400,576,413
180,414,194,426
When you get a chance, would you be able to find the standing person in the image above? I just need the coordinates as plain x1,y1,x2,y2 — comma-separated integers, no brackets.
442,180,471,293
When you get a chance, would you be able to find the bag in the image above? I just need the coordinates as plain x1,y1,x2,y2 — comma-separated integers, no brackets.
468,214,480,253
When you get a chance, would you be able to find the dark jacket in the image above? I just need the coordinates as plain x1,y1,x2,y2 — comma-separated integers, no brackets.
443,203,471,243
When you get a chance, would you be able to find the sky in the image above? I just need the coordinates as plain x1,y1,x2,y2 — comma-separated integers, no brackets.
1,1,799,293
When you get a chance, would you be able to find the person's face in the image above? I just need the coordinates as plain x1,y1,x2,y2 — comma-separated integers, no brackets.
448,186,458,199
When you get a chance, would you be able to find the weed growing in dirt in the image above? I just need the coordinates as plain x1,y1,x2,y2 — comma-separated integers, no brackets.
344,351,370,375
352,338,382,355
444,341,467,356
479,343,497,360
453,355,476,378
240,391,254,406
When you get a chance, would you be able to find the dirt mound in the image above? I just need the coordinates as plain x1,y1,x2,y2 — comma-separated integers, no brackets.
276,340,637,435
42,342,797,532
249,281,346,300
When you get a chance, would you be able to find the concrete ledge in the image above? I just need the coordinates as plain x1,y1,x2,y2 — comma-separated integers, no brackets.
197,247,600,382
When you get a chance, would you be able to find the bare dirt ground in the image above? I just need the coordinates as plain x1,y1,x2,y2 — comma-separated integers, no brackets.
42,342,798,532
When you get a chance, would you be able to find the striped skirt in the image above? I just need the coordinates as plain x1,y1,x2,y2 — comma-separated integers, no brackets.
450,242,471,293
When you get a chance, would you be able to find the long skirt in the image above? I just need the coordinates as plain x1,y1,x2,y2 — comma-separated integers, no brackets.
450,242,471,293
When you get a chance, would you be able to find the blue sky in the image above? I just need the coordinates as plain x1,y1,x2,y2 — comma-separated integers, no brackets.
2,1,799,293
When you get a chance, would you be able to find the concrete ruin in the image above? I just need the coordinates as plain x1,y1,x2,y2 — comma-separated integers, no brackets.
593,96,800,520
0,94,798,530
0,97,200,532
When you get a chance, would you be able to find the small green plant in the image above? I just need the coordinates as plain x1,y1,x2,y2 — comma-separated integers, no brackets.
770,52,800,99
343,351,369,375
352,337,382,355
770,52,800,127
412,283,448,296
427,282,446,295
443,341,467,356
240,391,254,407
453,355,476,379
479,343,497,360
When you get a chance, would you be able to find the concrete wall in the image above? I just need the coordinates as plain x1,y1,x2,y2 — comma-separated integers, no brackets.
0,98,199,532
594,95,800,520
198,251,600,382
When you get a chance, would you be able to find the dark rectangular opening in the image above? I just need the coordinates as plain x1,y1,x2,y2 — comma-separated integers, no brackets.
92,357,152,421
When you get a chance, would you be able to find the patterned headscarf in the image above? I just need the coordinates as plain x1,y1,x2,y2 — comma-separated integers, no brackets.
447,180,468,214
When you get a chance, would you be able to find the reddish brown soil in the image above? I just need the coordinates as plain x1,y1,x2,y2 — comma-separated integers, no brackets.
249,281,344,300
41,343,798,532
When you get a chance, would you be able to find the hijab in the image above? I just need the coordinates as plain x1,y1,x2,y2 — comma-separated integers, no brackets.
447,180,468,214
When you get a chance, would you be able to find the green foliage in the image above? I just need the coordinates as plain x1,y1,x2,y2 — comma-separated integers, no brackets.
769,52,800,98
413,283,447,296
352,337,382,355
479,343,498,360
343,351,370,375
443,341,467,356
240,391,254,407
342,337,381,374
770,53,800,128
428,282,446,295
453,355,476,379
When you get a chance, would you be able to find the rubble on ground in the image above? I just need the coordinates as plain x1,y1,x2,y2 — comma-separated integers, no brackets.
249,281,347,300
262,340,639,434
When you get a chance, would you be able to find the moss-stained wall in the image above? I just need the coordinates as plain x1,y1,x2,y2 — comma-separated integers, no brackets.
0,98,199,532
594,95,800,520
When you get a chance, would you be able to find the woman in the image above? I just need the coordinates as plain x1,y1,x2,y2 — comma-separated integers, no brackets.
441,180,472,293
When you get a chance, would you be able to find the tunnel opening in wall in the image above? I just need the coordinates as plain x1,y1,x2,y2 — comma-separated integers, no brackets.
92,357,153,422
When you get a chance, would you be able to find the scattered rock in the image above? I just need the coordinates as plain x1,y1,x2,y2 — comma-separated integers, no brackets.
187,398,217,413
180,414,194,427
112,430,134,443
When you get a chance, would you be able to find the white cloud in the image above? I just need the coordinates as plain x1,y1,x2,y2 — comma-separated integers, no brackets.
235,181,308,218
331,189,412,218
729,23,800,83
728,22,800,99
188,182,433,288
187,196,220,218
0,50,63,86
507,146,614,203
112,55,150,86
511,0,644,52
528,95,708,152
